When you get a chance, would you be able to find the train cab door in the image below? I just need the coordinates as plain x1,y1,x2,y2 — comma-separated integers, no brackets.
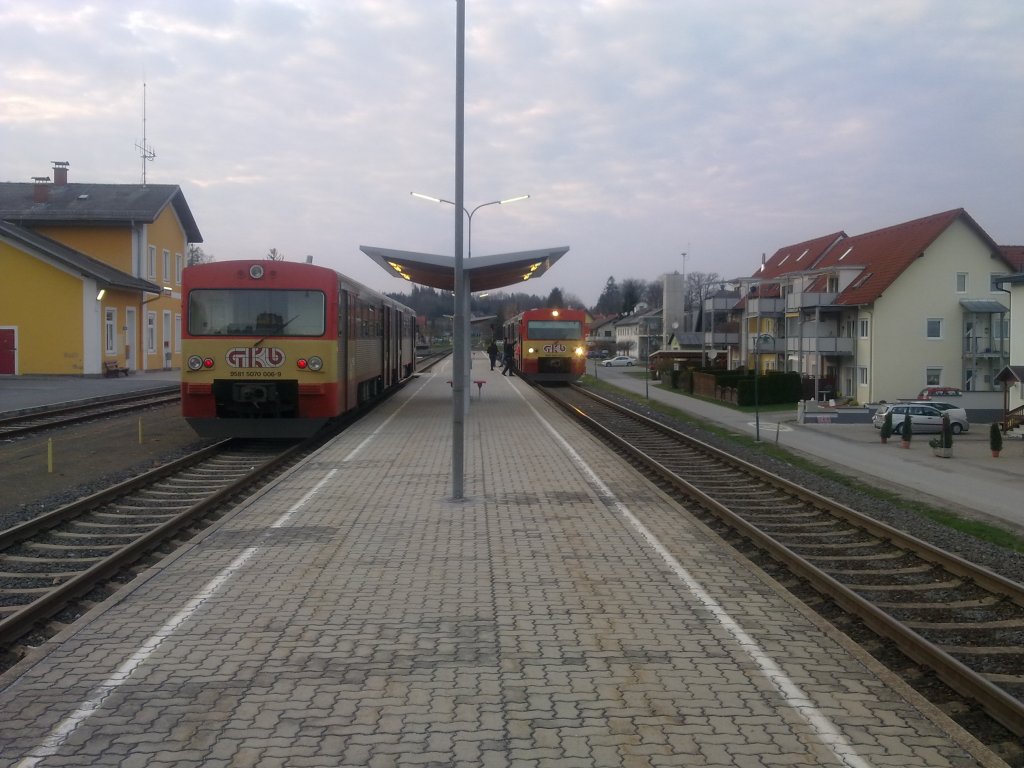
339,289,352,410
382,305,393,387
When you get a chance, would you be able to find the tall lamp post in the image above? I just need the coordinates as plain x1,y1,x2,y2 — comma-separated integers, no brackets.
752,332,774,442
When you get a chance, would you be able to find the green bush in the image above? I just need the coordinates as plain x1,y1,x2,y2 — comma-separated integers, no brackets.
990,422,1003,453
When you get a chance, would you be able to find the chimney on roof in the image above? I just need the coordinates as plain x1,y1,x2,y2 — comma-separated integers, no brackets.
31,176,51,203
52,161,69,185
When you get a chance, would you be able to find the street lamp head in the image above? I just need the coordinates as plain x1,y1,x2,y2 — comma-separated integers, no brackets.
499,194,530,205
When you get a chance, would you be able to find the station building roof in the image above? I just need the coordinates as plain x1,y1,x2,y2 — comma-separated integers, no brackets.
359,245,569,292
0,220,162,293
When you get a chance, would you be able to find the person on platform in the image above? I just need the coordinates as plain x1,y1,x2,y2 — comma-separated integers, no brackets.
501,341,516,376
487,339,499,370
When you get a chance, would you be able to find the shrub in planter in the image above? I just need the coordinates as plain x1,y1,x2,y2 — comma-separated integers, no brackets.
880,411,893,442
900,414,912,446
929,415,953,456
990,422,1003,457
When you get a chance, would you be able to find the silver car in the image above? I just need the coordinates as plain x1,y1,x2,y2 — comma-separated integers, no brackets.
905,401,969,431
872,403,969,435
602,355,637,367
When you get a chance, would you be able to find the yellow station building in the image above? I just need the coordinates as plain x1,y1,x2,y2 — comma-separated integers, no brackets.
0,162,202,376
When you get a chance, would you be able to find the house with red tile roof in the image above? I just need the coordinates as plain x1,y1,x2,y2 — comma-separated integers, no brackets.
732,209,1016,403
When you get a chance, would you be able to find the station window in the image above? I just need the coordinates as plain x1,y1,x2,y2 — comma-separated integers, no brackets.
105,308,116,355
926,318,942,339
146,312,156,353
147,246,156,279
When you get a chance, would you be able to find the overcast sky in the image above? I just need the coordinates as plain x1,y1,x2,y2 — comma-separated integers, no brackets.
2,1,1022,306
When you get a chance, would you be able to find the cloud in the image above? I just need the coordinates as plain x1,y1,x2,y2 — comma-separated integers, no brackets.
0,0,1021,304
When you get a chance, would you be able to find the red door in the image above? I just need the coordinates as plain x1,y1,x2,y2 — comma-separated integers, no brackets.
0,329,16,375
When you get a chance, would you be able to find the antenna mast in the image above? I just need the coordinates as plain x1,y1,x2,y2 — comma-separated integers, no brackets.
135,82,156,184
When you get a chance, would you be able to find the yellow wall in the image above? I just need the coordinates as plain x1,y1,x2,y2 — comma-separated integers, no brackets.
141,207,186,371
34,226,133,274
0,242,85,373
33,205,186,373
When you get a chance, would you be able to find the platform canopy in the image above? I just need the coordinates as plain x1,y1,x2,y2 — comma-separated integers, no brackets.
359,245,569,292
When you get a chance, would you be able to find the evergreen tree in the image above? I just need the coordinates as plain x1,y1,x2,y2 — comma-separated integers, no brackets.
620,278,644,313
595,277,621,315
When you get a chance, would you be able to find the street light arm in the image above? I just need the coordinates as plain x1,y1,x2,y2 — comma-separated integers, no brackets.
415,192,528,218
411,191,462,213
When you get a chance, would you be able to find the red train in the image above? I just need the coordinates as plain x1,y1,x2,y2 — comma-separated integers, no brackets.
504,307,588,383
181,260,416,438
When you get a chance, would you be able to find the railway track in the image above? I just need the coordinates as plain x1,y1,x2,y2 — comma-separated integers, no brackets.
0,438,308,665
0,387,180,438
543,383,1024,743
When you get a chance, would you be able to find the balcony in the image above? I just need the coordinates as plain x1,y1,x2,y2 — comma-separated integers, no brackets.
785,292,837,310
785,337,855,355
702,331,739,347
962,338,1008,357
745,297,785,315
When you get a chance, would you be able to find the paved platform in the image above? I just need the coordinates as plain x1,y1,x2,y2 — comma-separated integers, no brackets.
0,355,1003,767
0,370,180,417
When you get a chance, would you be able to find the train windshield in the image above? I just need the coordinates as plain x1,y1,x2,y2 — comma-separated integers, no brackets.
188,289,326,336
525,320,582,340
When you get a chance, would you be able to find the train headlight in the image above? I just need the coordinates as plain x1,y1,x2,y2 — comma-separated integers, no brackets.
307,356,324,371
527,346,536,354
187,355,206,371
574,346,585,357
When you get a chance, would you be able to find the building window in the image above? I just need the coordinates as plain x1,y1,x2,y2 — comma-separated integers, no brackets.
147,245,156,279
826,275,839,292
175,253,183,284
162,311,172,363
105,308,116,355
858,366,867,385
174,314,182,352
926,318,942,339
926,368,942,386
146,312,156,353
858,318,869,338
990,273,1008,292
163,250,171,282
956,272,968,293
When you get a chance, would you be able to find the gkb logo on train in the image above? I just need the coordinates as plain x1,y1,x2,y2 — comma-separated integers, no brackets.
225,347,286,368
543,343,567,353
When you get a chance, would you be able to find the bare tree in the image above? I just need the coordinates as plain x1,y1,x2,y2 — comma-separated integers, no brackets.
266,248,285,261
187,244,213,266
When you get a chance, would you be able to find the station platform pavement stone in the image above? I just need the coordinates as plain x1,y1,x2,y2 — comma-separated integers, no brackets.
0,355,1008,767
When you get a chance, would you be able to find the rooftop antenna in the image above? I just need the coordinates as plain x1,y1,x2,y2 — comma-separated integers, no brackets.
135,81,156,184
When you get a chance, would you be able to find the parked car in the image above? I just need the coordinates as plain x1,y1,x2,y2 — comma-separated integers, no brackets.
602,355,637,367
872,403,969,435
906,401,969,429
917,386,962,400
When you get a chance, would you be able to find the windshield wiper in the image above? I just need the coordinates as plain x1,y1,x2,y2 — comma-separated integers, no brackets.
253,314,300,347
